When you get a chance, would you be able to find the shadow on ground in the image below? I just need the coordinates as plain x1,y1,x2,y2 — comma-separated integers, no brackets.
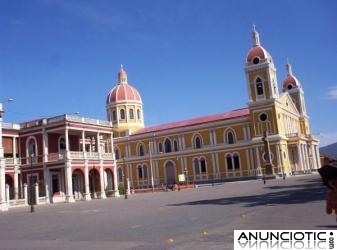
169,178,328,208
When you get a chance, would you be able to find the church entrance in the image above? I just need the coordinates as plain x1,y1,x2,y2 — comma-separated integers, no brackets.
164,161,176,185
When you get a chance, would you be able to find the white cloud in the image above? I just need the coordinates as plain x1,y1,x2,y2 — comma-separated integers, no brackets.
318,131,337,147
326,86,337,100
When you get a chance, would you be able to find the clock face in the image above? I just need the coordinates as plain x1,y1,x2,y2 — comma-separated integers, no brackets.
253,57,260,64
260,113,267,121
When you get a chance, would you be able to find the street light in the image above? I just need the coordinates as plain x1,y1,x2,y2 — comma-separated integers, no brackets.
123,157,128,199
184,166,188,185
29,148,35,213
0,98,13,212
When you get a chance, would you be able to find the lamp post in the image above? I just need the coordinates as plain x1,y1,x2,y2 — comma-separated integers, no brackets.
149,141,155,193
123,157,128,199
184,166,188,185
262,130,272,184
0,98,13,212
29,151,35,213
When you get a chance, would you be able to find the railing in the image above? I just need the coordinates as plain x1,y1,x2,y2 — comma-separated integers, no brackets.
48,153,65,162
101,153,114,160
286,133,299,138
69,151,85,159
21,114,112,129
2,122,20,130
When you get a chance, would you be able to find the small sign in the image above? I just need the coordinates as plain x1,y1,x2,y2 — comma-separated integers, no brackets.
178,174,185,182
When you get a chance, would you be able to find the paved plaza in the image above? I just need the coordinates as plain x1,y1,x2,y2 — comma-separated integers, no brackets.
0,174,335,250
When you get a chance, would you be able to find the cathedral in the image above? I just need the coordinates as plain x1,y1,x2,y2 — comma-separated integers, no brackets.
0,28,320,211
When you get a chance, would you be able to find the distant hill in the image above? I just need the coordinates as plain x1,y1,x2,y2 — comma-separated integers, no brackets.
320,142,337,158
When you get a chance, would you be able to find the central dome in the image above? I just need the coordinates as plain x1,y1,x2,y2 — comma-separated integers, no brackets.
106,67,142,104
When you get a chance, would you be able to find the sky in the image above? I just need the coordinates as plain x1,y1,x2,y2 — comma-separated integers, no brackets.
0,0,336,147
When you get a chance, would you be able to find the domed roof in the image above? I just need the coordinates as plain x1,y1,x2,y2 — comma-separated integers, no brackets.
282,63,301,92
106,67,142,105
246,46,271,64
246,26,272,64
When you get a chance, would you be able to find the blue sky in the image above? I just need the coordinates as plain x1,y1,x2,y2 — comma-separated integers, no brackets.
1,0,336,146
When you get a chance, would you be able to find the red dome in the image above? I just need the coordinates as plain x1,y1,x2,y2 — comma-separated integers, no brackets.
282,75,300,92
106,67,142,104
282,63,301,92
246,46,271,63
106,83,142,104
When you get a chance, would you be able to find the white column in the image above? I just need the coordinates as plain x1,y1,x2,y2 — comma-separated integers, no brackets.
65,161,75,203
99,162,106,199
84,161,91,201
5,184,9,205
211,153,216,180
245,149,250,176
255,147,261,171
43,167,50,204
113,163,120,197
297,143,303,173
0,158,8,211
34,182,39,205
276,145,281,173
14,166,19,200
315,145,321,169
0,103,8,211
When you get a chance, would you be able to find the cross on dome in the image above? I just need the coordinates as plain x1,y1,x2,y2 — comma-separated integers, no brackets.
252,24,260,46
118,64,128,84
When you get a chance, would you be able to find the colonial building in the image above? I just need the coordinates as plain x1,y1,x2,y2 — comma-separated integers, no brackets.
109,28,320,189
0,28,320,211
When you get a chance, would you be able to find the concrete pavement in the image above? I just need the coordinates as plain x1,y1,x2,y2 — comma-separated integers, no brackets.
0,174,334,250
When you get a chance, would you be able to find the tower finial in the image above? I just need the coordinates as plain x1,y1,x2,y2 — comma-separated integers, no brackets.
118,65,127,84
286,60,293,75
252,25,260,46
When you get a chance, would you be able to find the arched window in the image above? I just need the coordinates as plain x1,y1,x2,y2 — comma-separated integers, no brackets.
200,158,206,173
193,157,207,176
120,109,125,119
59,137,66,151
256,77,264,96
226,154,233,170
129,109,134,119
164,139,172,153
194,135,202,149
138,165,148,179
194,158,200,175
173,140,178,152
112,110,116,121
27,137,36,158
233,154,240,169
138,144,144,156
117,167,123,182
158,142,163,153
137,109,141,120
114,148,120,160
226,131,236,144
225,153,241,171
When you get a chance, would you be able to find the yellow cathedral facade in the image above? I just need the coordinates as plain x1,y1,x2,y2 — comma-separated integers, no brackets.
106,28,321,190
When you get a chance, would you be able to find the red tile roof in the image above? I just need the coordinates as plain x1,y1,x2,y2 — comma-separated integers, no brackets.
133,108,249,135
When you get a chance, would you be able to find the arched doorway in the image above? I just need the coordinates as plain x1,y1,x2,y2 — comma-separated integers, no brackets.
89,168,100,198
104,169,114,196
72,169,84,200
5,175,14,200
164,161,176,185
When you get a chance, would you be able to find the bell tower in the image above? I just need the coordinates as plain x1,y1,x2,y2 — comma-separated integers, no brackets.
245,26,280,137
245,26,279,104
282,63,310,135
